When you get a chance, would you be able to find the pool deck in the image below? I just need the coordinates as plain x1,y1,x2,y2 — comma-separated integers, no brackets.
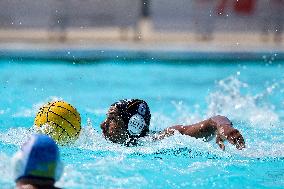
0,23,283,61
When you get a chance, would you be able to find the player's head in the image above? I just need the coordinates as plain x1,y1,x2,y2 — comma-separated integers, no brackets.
101,99,151,145
12,134,63,184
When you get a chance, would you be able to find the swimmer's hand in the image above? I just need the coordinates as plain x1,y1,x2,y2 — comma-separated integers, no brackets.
208,115,245,150
163,115,245,150
215,124,245,150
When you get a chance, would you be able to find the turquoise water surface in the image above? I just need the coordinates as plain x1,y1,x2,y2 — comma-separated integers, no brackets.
0,58,283,188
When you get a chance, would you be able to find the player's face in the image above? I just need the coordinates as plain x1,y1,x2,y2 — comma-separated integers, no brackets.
100,106,129,143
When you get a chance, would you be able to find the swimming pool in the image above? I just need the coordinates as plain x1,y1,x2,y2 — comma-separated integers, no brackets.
0,57,283,188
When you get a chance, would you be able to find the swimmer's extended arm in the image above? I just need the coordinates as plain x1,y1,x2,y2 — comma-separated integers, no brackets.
155,115,245,150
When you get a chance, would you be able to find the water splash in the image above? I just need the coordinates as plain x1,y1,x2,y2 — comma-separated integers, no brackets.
0,127,33,146
206,76,279,127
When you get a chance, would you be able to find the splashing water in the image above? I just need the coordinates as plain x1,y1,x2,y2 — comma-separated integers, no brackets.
0,60,284,188
207,76,279,125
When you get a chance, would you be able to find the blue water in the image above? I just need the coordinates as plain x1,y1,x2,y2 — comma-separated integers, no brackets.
0,58,284,189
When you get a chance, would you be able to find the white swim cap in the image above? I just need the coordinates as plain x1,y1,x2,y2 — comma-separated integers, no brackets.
127,114,146,136
12,134,63,182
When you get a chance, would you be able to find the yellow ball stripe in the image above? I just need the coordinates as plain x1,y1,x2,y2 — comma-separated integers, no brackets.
55,105,81,123
49,105,81,131
47,111,78,137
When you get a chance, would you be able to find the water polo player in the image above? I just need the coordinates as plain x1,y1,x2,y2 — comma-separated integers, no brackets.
101,99,245,150
12,134,63,189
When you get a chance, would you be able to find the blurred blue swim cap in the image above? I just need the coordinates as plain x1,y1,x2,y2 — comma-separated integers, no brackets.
12,134,63,182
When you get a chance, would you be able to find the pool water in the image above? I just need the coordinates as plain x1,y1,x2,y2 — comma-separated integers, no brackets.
0,58,283,189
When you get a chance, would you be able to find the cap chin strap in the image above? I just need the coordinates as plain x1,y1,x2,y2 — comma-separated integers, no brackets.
127,114,146,136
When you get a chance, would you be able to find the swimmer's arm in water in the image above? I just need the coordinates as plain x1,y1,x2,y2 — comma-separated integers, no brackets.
154,115,245,150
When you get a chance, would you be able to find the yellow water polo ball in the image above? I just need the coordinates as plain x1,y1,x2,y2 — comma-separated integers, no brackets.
34,101,81,145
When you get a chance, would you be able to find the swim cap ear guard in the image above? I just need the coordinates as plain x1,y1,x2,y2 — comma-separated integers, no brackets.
12,134,63,182
127,114,146,136
127,103,148,136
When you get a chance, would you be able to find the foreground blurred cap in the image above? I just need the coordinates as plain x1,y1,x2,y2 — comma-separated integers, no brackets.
12,134,63,182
